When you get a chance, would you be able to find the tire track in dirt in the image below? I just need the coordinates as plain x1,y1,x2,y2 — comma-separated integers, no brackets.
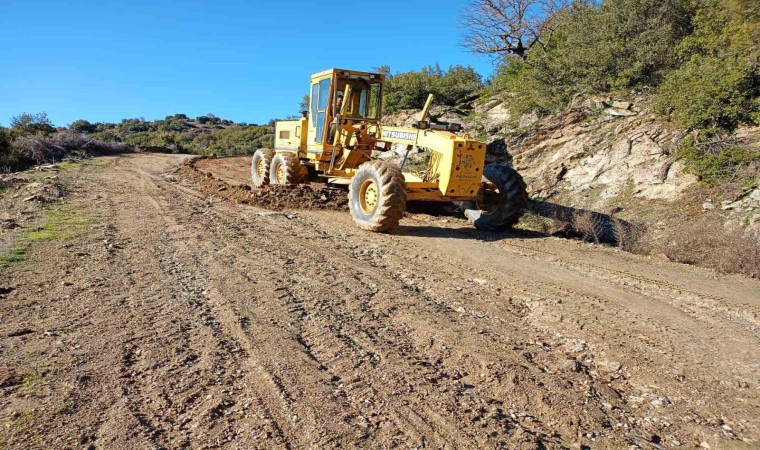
73,157,303,449
195,213,552,448
129,160,367,448
501,240,760,336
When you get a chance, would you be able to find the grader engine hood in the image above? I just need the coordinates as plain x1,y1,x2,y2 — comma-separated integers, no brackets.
379,126,486,199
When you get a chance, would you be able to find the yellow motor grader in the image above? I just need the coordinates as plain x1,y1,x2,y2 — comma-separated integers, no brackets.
251,68,527,232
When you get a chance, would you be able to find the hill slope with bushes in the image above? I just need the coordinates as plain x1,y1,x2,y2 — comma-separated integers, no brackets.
0,113,274,172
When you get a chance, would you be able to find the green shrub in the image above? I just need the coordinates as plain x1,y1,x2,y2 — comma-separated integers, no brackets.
381,64,483,113
69,119,96,133
677,136,760,185
3,111,274,168
119,118,150,133
10,112,55,135
0,127,33,172
491,0,693,117
156,117,189,132
657,56,759,131
657,0,760,131
488,0,758,136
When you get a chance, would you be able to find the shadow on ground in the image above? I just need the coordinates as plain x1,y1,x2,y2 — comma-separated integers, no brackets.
529,200,640,244
400,200,640,246
394,224,545,241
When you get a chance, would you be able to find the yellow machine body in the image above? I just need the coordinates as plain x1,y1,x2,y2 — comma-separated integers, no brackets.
272,68,489,202
378,126,486,200
274,118,307,152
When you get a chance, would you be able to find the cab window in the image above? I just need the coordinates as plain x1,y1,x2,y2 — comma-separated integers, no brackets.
314,78,331,143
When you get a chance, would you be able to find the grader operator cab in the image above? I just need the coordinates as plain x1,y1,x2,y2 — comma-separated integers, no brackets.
251,68,528,232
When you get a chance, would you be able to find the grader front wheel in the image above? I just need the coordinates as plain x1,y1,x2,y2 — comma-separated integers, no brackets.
463,165,528,231
251,149,275,187
349,161,407,232
269,152,302,185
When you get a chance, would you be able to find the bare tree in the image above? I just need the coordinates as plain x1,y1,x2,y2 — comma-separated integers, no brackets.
462,0,570,59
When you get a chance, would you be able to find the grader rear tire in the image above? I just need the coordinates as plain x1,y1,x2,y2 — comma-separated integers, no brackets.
269,152,302,185
349,161,407,232
463,165,528,231
251,149,275,187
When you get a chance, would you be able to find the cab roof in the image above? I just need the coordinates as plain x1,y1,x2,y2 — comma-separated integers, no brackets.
310,68,384,81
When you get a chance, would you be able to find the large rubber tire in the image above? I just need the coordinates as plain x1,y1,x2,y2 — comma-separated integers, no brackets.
349,161,407,232
251,149,275,187
463,165,528,231
269,152,302,185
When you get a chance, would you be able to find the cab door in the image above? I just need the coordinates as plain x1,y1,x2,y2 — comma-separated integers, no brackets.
306,77,331,148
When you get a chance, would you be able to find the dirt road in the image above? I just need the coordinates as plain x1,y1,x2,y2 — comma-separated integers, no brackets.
1,153,758,449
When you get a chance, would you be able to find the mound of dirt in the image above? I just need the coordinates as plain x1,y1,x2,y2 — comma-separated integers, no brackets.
179,156,348,211
250,184,348,210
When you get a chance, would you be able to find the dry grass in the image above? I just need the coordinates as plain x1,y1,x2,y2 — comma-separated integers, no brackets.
16,132,133,162
571,210,604,244
526,201,645,248
661,220,760,278
612,217,650,254
2,131,134,173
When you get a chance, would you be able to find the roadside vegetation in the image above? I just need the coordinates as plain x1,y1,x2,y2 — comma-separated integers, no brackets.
84,113,273,156
376,65,483,114
0,113,132,172
0,201,95,272
1,113,274,173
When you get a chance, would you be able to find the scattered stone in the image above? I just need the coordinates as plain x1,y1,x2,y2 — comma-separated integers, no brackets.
569,341,587,353
0,218,19,230
611,101,633,110
599,360,622,373
702,202,715,211
22,194,44,202
256,211,296,219
0,368,23,388
7,328,34,337
650,396,671,408
605,108,638,117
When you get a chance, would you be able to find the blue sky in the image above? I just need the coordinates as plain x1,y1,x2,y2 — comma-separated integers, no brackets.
0,0,497,127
